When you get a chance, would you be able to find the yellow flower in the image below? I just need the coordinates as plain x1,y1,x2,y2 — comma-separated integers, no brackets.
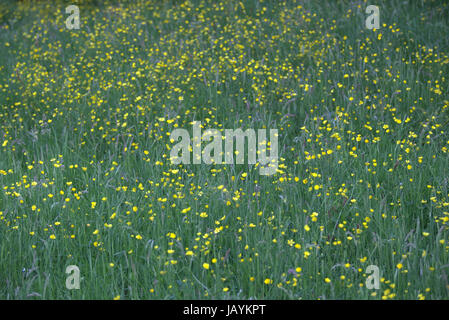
396,263,403,269
203,263,210,270
49,234,56,240
264,278,272,285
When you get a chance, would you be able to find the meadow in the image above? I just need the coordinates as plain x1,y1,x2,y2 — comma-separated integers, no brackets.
0,0,448,299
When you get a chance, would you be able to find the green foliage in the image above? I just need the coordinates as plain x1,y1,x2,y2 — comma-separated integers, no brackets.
0,0,448,299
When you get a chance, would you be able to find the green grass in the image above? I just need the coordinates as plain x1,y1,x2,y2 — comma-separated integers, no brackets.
0,0,448,300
